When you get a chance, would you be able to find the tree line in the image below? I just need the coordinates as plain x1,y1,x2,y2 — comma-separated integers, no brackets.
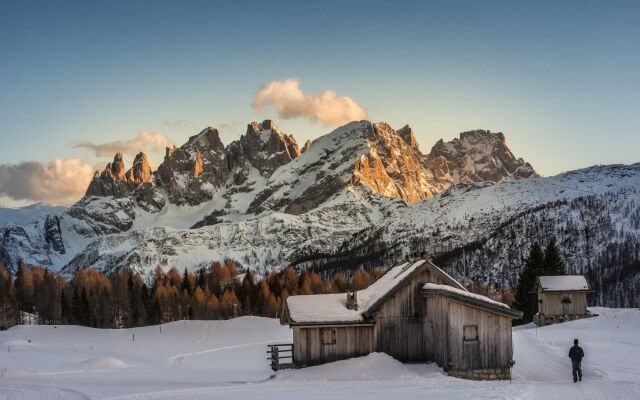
0,261,384,330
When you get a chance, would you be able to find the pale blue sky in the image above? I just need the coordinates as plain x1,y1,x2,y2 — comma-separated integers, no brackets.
1,1,639,205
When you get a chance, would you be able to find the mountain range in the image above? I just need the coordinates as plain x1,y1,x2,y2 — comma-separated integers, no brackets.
1,120,638,306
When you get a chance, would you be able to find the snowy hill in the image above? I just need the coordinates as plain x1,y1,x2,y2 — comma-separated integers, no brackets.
0,120,639,305
0,203,65,228
1,308,639,399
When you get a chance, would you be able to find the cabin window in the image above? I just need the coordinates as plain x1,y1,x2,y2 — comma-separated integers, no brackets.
320,328,336,345
463,325,478,342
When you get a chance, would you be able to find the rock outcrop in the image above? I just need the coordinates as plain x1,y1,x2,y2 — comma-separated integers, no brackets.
156,127,226,206
427,130,538,184
397,125,419,150
227,120,302,178
86,152,155,200
125,152,152,188
352,122,440,203
86,153,133,198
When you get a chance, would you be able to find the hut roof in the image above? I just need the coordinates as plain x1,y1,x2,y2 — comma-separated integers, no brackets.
537,275,590,292
422,283,523,319
284,259,462,324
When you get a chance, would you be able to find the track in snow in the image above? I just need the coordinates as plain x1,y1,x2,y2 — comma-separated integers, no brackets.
512,325,640,400
0,385,90,400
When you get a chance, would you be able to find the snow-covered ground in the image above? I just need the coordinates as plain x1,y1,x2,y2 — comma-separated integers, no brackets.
1,308,639,399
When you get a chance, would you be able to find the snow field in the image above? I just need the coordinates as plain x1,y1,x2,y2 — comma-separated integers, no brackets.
1,308,639,399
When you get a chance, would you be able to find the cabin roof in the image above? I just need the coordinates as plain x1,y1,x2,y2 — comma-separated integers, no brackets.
422,283,523,319
537,275,590,292
283,259,466,325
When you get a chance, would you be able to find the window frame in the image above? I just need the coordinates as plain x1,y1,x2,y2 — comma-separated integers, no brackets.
320,327,337,345
463,324,479,342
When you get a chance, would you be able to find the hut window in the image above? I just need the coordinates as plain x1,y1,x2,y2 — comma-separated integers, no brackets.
321,328,336,345
463,325,478,342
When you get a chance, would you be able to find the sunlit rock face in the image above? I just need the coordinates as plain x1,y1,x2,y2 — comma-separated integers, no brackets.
351,122,440,203
351,123,537,204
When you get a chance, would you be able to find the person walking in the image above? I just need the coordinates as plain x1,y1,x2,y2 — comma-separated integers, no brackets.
568,338,584,382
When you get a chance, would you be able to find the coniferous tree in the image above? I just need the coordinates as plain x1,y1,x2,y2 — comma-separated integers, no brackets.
513,242,545,324
15,262,34,314
333,272,347,292
543,238,566,275
282,267,297,295
0,266,18,329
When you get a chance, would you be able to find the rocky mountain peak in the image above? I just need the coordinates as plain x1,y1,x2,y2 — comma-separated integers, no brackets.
185,127,225,154
428,129,538,184
83,119,538,220
86,153,132,197
112,152,126,180
351,122,441,203
125,152,152,187
233,120,302,177
247,119,276,132
397,124,419,150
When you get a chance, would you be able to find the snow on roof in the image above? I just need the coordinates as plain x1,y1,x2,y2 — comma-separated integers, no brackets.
538,275,590,291
286,260,426,323
422,283,511,310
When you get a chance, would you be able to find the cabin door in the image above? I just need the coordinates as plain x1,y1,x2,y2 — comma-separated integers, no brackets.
561,294,574,315
461,325,480,370
381,326,393,354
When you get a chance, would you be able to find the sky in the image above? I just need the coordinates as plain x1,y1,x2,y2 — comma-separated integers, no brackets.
0,0,639,206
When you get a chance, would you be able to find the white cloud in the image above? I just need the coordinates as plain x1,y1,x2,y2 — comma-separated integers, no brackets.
73,131,174,157
252,78,367,126
0,158,95,205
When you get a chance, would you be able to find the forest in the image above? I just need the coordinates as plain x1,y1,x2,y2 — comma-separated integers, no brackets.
0,261,386,330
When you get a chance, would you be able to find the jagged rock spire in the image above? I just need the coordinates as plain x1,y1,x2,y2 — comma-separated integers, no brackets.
397,125,419,150
86,152,153,198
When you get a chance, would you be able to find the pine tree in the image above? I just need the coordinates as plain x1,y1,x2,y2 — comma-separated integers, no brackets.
181,268,195,295
543,238,566,275
0,266,18,329
15,262,34,313
513,242,545,324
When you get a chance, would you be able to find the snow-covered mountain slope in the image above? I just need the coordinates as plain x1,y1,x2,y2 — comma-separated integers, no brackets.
1,308,639,399
0,203,65,228
1,120,639,305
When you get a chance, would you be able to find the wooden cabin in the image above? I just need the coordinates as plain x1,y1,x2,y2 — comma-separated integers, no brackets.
533,275,593,326
280,259,523,380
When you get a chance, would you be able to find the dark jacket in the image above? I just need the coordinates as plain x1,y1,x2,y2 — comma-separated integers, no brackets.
569,345,584,362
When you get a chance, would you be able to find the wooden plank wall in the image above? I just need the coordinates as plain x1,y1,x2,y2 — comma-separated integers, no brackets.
539,292,588,316
424,294,449,366
372,268,433,361
293,325,374,366
445,301,512,370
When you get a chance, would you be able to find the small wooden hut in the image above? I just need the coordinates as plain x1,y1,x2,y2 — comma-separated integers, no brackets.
533,275,593,326
280,259,522,380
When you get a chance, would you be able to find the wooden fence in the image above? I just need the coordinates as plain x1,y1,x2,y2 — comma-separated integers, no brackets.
267,343,296,371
